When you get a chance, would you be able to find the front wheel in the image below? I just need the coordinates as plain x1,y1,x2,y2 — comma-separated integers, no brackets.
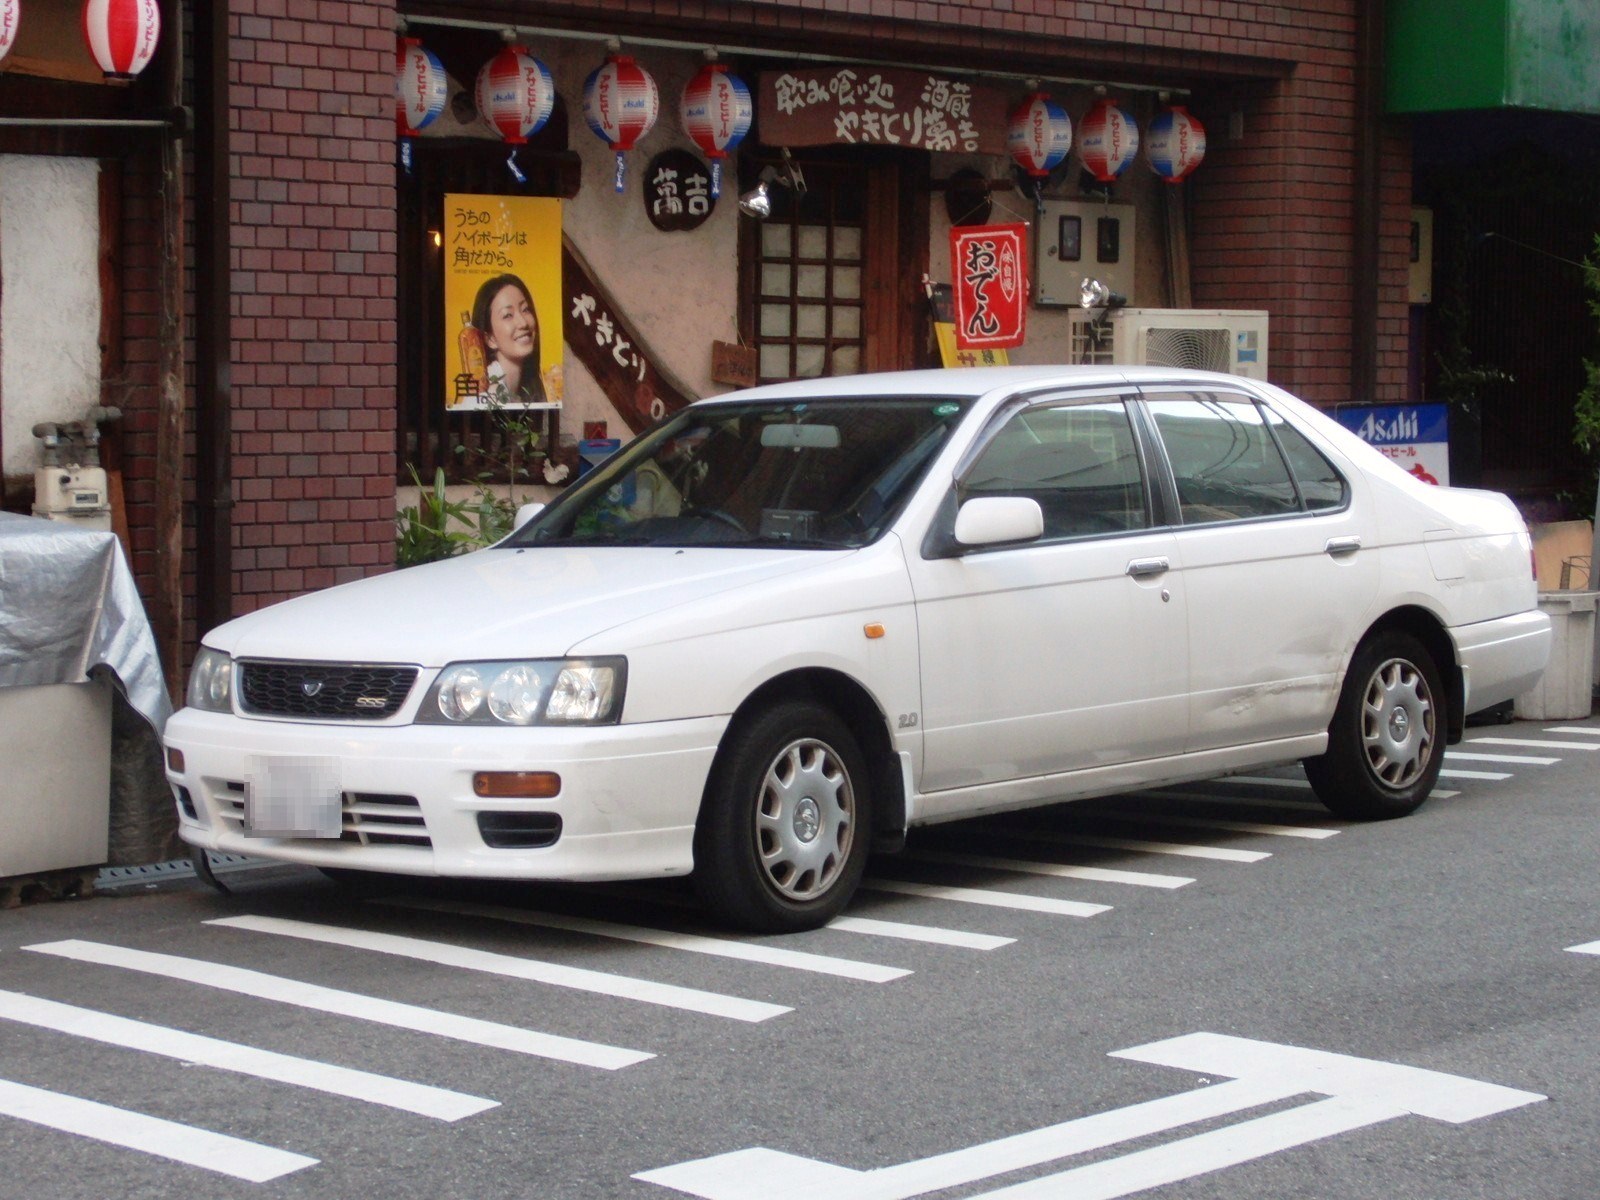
1304,630,1447,820
694,700,871,933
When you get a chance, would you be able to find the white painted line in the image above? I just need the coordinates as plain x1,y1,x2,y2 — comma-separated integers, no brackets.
1218,776,1314,790
826,916,1014,951
0,1076,317,1183
1076,808,1340,840
1434,789,1461,798
0,988,494,1122
1446,751,1559,765
1438,768,1512,781
970,1095,1400,1200
208,915,788,1023
1141,789,1327,814
861,879,1111,917
997,828,1270,864
1467,737,1600,751
24,940,651,1069
905,849,1192,890
1542,726,1600,736
386,898,911,983
1565,940,1600,955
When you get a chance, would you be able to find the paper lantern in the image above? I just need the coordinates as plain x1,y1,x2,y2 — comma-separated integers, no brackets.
1145,104,1207,183
1078,98,1140,183
584,54,660,193
1007,92,1072,179
0,0,20,64
681,63,752,198
475,45,556,145
81,0,159,80
396,37,448,137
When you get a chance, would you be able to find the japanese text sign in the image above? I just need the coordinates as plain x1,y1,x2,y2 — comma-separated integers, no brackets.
1334,403,1449,486
949,224,1028,350
758,67,1006,154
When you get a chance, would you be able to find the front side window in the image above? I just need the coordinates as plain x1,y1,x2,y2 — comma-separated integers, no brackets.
961,399,1149,539
510,397,971,549
1145,394,1300,524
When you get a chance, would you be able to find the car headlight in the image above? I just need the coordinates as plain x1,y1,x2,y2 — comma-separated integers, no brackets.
416,658,626,726
186,647,235,713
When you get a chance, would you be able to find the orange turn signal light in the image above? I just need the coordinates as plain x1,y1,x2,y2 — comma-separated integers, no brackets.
166,747,185,773
473,771,561,799
864,623,886,640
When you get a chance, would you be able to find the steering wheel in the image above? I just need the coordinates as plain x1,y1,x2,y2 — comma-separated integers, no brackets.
686,507,748,535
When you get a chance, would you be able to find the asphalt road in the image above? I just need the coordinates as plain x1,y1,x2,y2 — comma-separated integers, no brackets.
2,713,1598,1199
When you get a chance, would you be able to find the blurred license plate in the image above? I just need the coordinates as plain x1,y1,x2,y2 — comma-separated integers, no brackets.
246,756,342,838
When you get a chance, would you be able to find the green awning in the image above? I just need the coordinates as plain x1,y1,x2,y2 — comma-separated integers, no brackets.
1387,0,1600,115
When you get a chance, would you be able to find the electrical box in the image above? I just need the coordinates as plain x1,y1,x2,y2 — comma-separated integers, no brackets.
1033,199,1137,307
32,465,111,531
1409,207,1433,304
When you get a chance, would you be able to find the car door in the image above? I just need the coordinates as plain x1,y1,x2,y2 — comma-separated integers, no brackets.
906,393,1188,808
1139,389,1380,752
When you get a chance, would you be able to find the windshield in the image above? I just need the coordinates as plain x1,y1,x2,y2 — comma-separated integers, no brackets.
510,396,971,549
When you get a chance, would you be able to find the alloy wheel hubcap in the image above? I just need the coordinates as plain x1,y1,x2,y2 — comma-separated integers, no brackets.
1361,656,1435,789
754,737,854,901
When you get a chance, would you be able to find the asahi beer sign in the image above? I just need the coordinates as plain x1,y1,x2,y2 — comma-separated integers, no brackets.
1335,403,1449,485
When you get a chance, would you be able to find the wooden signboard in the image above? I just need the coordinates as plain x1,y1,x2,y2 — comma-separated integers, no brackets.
758,67,1008,155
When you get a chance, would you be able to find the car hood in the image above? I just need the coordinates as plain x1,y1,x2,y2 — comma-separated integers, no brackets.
205,546,845,665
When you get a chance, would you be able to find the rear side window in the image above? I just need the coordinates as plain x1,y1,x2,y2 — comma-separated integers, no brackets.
1265,410,1348,510
963,399,1149,539
1146,395,1299,524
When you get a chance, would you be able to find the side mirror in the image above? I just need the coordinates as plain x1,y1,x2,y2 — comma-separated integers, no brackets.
952,496,1044,548
513,502,545,530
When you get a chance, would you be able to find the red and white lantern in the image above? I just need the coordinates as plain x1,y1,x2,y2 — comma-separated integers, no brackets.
680,63,752,198
1145,104,1207,183
1,0,20,65
584,54,659,193
1007,92,1072,179
396,37,448,137
81,0,160,80
475,45,556,145
1078,98,1140,184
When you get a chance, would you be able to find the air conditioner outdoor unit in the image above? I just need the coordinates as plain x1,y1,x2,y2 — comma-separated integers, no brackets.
1072,308,1270,380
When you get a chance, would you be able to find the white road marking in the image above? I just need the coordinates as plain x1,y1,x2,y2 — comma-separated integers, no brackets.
1446,751,1559,765
1438,768,1512,781
1542,726,1600,736
208,915,788,1023
1075,808,1340,840
1467,737,1600,751
826,916,1014,950
0,1076,317,1182
861,879,1111,917
0,989,494,1122
904,849,1193,889
638,1031,1545,1200
1565,940,1600,955
1220,776,1314,790
996,828,1270,863
24,940,651,1069
1142,789,1327,814
384,898,911,982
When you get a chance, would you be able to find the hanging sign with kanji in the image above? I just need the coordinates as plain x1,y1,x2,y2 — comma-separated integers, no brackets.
949,223,1028,350
643,149,714,232
758,66,1006,154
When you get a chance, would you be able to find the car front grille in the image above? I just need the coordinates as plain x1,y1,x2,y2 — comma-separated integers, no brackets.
216,783,432,848
239,660,418,720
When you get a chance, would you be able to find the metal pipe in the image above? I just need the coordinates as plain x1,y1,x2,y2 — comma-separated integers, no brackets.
0,118,176,127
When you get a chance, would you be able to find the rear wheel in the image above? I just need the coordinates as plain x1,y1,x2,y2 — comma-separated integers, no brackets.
1304,630,1446,819
694,700,870,933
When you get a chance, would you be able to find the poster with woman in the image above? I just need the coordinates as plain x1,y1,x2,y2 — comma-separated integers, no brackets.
442,194,564,410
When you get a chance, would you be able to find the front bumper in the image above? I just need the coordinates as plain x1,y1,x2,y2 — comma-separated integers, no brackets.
164,708,725,881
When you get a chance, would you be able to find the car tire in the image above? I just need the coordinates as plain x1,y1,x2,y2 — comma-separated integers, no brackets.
694,700,871,933
1304,630,1446,820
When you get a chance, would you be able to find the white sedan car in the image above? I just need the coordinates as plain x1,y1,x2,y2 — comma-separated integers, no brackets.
166,367,1550,931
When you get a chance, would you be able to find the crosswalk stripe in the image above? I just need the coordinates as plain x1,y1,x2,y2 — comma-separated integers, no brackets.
1565,940,1600,955
993,827,1270,863
826,916,1015,950
208,915,788,1023
904,850,1192,890
1543,726,1600,736
24,939,651,1069
1438,767,1512,780
1467,737,1600,752
0,989,494,1122
1446,751,1558,764
862,879,1111,917
1075,809,1340,840
385,899,911,983
0,1075,317,1182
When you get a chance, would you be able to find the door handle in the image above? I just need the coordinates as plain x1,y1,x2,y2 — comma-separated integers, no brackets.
1126,557,1170,578
1324,536,1362,556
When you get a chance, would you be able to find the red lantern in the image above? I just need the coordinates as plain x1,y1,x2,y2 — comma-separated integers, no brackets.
584,54,660,192
1078,98,1140,184
475,45,556,146
1145,105,1207,183
1,0,20,64
680,62,752,198
1007,92,1072,179
396,37,448,137
81,0,159,80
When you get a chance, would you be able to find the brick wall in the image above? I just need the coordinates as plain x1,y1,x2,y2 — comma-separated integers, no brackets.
229,0,399,613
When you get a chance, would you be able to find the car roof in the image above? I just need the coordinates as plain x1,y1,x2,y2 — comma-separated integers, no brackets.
695,365,1264,405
